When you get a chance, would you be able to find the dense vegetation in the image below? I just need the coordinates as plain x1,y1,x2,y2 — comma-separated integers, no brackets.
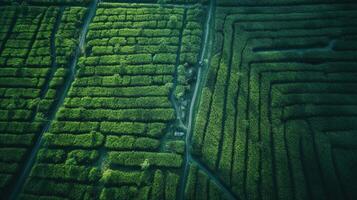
192,3,357,200
0,0,357,199
0,4,87,197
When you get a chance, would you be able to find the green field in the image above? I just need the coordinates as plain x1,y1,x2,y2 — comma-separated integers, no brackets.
0,0,356,199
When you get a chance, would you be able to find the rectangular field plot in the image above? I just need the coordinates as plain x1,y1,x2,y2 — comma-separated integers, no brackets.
191,3,357,200
18,3,203,199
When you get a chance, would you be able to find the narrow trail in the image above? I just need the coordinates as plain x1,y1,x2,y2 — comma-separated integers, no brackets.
178,0,238,199
169,7,188,130
8,1,98,199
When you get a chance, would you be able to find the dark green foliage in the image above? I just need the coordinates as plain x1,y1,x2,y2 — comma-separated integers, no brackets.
165,140,185,154
100,186,149,200
153,53,177,64
150,170,164,200
57,108,175,122
101,169,144,186
0,148,27,162
37,149,65,163
108,152,182,168
0,2,207,199
65,97,171,109
184,164,198,199
30,164,101,182
66,150,99,165
165,172,179,200
43,131,104,148
105,135,160,150
0,134,35,146
24,0,92,5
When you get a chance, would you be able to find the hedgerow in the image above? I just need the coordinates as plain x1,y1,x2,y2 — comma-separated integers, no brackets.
66,150,99,165
101,169,145,186
43,132,104,148
105,135,160,150
108,151,182,168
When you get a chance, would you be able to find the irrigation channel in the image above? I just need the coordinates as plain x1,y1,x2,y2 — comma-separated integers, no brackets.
8,1,99,199
178,0,237,199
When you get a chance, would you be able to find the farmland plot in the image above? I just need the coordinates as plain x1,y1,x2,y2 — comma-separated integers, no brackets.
0,4,87,198
16,2,204,199
1,0,357,199
192,3,357,200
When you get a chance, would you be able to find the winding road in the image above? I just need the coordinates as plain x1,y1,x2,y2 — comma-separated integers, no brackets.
178,0,238,199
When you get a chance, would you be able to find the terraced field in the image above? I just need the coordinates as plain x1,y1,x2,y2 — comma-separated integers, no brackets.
0,0,357,199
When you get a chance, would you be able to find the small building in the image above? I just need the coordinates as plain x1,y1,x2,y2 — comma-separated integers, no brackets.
174,131,185,137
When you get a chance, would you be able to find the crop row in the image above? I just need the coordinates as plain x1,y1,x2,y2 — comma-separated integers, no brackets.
192,4,357,200
77,64,175,77
101,0,207,4
72,75,173,87
64,97,172,109
0,0,92,5
184,164,229,200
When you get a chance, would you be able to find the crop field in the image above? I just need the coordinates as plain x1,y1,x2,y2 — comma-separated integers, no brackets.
0,0,356,199
192,2,357,200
